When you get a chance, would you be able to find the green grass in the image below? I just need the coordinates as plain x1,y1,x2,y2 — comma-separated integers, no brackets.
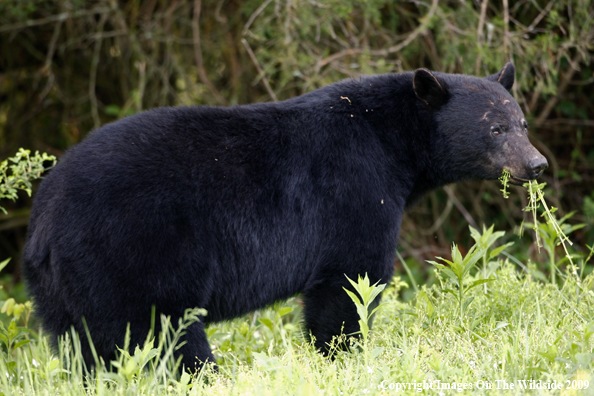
1,251,593,395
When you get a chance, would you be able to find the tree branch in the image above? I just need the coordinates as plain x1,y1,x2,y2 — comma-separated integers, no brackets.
192,0,227,105
89,13,108,130
315,0,439,71
241,39,278,102
443,186,477,229
0,7,112,33
534,53,582,128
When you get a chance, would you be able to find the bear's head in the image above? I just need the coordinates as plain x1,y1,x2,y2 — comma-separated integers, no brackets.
413,63,548,185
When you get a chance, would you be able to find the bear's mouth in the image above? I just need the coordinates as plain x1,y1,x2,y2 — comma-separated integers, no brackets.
508,175,529,186
508,172,542,186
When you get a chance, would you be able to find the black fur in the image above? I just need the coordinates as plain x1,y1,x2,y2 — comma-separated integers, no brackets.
23,64,546,372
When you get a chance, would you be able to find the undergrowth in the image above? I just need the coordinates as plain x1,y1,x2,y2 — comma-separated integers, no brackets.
0,244,592,395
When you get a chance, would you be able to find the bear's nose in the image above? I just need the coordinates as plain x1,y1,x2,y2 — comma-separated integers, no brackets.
528,157,548,176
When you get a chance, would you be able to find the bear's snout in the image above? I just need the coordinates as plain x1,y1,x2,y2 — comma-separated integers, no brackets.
527,156,548,179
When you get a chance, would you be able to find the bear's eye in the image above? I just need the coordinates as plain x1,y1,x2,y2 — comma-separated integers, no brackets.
491,127,501,136
522,120,529,135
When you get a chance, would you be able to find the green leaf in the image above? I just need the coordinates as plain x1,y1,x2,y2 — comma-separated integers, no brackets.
465,278,495,292
49,358,60,372
469,226,481,241
558,210,577,224
258,318,274,332
493,322,510,331
371,347,385,359
355,305,368,324
443,289,460,301
462,247,488,277
359,320,369,339
434,257,454,267
428,262,458,284
538,344,559,362
104,104,122,116
369,303,385,318
417,290,434,318
564,223,586,234
462,296,475,312
343,288,361,306
179,371,192,387
489,242,514,259
277,307,293,317
489,230,506,243
0,258,11,273
575,353,594,367
451,244,463,266
13,339,31,350
530,269,548,282
583,322,594,342
367,283,386,305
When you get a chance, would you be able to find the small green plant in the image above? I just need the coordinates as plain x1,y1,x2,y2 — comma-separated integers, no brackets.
0,148,56,214
469,225,514,291
111,331,161,382
257,304,295,337
0,320,32,375
416,289,435,324
427,243,490,325
1,258,33,328
0,257,34,378
343,274,387,370
154,307,208,376
343,274,386,345
1,298,33,327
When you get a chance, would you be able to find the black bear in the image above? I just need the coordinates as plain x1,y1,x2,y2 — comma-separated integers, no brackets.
23,63,547,371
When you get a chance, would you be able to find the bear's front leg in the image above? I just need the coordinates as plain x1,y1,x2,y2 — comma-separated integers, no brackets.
302,272,386,353
175,320,216,372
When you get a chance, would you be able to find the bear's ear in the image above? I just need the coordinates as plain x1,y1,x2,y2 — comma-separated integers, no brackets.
413,68,448,108
485,62,515,92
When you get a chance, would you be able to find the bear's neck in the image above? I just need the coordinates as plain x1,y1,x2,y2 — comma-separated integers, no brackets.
283,73,455,209
341,74,450,208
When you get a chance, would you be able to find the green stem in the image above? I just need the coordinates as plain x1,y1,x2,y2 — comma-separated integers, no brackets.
482,255,488,293
550,248,556,285
459,285,464,326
